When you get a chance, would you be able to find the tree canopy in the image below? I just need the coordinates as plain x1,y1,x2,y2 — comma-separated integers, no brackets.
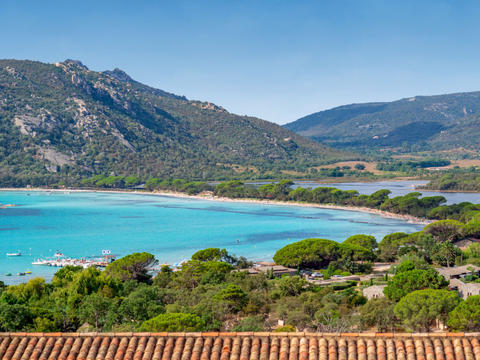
447,295,480,331
343,234,377,251
394,289,460,331
273,238,341,269
104,252,158,283
384,269,449,301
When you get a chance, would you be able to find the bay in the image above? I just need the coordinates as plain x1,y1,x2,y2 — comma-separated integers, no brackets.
0,191,422,284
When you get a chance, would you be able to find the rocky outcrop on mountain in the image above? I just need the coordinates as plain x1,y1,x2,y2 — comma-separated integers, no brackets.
0,59,347,185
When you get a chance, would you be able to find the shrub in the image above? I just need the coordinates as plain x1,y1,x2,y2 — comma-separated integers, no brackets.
273,324,296,332
139,313,204,332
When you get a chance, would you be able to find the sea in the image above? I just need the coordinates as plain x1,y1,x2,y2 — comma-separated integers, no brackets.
0,188,428,284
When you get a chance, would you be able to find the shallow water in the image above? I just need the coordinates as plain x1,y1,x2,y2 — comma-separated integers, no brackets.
0,191,422,284
293,180,480,205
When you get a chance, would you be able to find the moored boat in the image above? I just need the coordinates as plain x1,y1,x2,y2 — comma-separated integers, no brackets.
6,251,21,257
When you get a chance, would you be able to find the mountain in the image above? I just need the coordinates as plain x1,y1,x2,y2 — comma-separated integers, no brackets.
0,59,347,185
284,92,480,153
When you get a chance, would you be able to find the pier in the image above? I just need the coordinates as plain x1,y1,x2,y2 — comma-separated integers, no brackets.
32,252,115,269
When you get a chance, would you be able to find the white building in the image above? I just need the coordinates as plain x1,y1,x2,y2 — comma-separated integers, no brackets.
362,285,386,300
449,278,480,299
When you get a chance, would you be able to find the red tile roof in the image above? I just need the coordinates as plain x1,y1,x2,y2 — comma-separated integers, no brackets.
0,332,478,360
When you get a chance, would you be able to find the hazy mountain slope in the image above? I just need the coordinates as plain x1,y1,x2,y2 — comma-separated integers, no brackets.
285,92,480,152
0,59,348,185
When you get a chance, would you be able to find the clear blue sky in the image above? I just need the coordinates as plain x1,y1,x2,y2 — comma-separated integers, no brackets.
2,0,480,124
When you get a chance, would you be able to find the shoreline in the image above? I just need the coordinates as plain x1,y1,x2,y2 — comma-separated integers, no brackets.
416,187,480,193
0,187,430,225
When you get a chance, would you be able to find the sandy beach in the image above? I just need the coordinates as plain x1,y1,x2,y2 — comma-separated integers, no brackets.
0,187,431,225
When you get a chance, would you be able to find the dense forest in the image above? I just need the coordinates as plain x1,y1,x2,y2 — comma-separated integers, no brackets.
0,59,349,184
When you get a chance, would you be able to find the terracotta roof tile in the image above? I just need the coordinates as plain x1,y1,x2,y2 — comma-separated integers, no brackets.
152,338,164,360
269,337,279,360
0,333,478,359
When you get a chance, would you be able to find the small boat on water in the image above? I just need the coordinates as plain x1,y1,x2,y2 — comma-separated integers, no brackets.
6,251,21,257
17,272,26,276
32,259,48,265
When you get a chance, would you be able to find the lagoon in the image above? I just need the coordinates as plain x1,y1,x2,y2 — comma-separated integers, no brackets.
293,180,480,205
0,191,422,284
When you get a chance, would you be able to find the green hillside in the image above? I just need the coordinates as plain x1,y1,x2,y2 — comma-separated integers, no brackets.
0,59,348,186
284,92,480,154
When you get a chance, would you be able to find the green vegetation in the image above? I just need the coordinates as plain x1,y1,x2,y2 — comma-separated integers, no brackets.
0,247,371,333
359,297,396,332
76,176,480,222
209,180,480,221
394,289,460,332
266,213,480,332
383,269,448,301
376,159,451,173
103,252,157,282
343,234,377,251
139,313,204,332
2,214,480,333
422,169,480,191
76,176,480,226
273,324,297,332
0,59,350,186
447,296,480,331
272,238,373,272
284,91,480,155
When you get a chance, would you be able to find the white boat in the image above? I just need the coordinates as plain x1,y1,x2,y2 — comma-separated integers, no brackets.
6,251,21,256
32,259,48,265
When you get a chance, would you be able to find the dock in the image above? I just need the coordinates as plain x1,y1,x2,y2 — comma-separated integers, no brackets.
32,252,115,269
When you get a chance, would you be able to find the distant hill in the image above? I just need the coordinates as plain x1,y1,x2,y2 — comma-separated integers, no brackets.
284,92,480,153
0,59,348,185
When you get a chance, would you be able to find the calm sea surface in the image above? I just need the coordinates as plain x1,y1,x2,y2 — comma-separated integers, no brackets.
0,190,422,284
292,180,480,205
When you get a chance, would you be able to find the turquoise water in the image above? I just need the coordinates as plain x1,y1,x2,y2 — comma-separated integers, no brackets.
0,191,421,284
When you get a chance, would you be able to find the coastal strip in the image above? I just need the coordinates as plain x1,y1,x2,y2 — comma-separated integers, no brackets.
0,187,431,224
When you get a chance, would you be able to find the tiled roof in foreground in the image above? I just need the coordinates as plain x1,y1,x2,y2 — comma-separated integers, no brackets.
0,332,479,360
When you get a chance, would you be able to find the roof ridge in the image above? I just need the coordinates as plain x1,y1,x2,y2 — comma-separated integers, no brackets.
0,332,476,337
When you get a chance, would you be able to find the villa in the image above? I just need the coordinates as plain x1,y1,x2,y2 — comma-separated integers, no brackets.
435,264,480,281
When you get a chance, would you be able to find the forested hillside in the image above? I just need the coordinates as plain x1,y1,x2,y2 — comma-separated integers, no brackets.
0,59,348,186
285,92,480,154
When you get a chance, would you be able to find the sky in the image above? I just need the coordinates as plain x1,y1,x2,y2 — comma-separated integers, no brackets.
1,0,480,124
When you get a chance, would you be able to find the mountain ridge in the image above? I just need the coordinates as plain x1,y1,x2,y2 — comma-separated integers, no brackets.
0,59,347,185
284,91,480,153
